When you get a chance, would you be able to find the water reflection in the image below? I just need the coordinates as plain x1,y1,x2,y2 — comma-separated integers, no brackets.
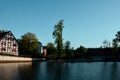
0,62,33,80
99,62,120,80
0,62,120,80
32,62,70,80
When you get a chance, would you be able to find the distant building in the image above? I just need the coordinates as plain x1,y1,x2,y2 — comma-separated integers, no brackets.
37,42,42,54
0,31,18,56
43,46,47,56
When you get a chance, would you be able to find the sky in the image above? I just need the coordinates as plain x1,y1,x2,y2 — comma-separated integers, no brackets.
0,0,120,49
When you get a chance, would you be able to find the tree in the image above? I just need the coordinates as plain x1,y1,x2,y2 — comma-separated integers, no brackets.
112,38,118,48
64,41,71,56
64,41,70,50
0,30,5,34
115,31,120,42
102,40,111,48
112,31,120,48
52,20,64,58
46,42,56,55
77,46,87,55
19,32,38,56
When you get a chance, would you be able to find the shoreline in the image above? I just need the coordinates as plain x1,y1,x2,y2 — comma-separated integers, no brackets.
0,55,120,63
0,55,45,63
47,59,120,63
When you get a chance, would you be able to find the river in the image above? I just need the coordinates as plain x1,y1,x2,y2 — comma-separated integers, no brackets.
0,61,120,80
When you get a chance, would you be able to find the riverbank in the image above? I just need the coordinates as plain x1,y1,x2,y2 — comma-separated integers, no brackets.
0,55,45,63
47,58,120,62
1,55,120,63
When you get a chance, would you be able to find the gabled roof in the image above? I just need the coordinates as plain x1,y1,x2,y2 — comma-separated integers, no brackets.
0,31,11,40
0,31,18,42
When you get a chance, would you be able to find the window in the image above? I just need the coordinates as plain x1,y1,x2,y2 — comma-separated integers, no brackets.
13,44,17,46
1,48,6,51
1,42,6,46
12,49,16,52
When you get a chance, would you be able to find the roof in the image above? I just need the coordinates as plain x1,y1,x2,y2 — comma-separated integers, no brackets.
0,31,18,43
0,31,11,39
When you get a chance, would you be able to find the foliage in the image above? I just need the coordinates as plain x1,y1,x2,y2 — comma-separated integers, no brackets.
115,31,120,41
64,41,71,57
46,42,56,55
64,41,71,50
76,46,87,55
102,40,111,48
112,38,118,48
52,20,64,58
0,30,5,34
113,31,120,48
18,32,38,56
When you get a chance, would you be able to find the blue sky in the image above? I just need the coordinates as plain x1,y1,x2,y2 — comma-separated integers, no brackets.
0,0,120,48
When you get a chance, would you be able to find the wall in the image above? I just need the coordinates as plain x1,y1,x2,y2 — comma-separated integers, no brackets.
0,55,32,62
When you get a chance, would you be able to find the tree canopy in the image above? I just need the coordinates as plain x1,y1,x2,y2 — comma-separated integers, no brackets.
18,32,38,56
112,31,120,48
0,30,5,34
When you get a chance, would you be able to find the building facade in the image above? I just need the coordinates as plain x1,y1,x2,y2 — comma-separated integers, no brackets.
43,46,47,56
37,42,42,54
0,31,18,56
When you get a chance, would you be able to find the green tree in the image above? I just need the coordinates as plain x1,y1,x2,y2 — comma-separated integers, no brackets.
52,20,64,58
0,30,5,34
19,32,38,56
46,42,56,55
112,31,120,54
77,46,87,55
112,38,118,48
64,41,70,50
112,31,120,48
64,41,71,57
115,31,120,42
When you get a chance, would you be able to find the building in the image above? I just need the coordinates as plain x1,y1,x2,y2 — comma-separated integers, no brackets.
37,42,42,54
43,46,47,56
0,31,18,56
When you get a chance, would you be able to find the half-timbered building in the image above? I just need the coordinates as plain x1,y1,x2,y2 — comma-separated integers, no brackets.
0,31,18,56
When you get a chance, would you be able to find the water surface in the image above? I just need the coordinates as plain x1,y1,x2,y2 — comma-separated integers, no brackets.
0,62,120,80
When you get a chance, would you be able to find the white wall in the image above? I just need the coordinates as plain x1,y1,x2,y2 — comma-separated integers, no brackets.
0,55,32,62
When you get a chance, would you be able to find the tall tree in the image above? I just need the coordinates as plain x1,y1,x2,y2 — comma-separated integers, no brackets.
52,20,64,57
19,32,38,56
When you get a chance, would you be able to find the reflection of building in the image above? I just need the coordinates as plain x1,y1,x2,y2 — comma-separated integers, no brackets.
0,31,18,56
43,46,47,56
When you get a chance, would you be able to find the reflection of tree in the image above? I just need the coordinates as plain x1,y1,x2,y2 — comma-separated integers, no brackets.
100,62,120,80
32,61,41,80
99,62,108,80
0,63,33,80
55,63,62,80
46,62,70,80
110,62,119,80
